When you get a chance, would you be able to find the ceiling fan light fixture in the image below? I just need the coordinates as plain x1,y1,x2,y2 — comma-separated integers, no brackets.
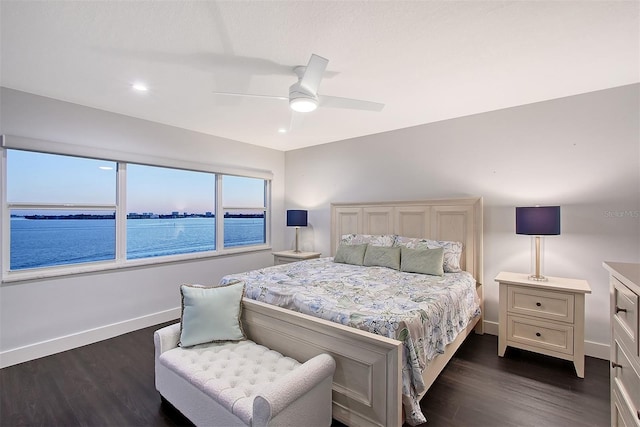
289,97,318,113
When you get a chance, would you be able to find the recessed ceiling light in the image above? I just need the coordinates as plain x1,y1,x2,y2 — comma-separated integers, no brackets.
132,82,148,92
278,128,287,133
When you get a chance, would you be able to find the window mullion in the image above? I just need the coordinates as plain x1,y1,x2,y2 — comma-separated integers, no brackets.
7,203,116,210
1,149,7,276
264,180,271,248
116,162,127,262
215,174,223,251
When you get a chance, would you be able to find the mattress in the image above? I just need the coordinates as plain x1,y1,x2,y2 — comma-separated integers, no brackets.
220,257,481,424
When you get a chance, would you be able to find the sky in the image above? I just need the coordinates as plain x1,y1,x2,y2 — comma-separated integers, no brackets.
7,150,265,215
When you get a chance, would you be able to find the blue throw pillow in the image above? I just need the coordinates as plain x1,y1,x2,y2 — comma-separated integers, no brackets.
179,281,246,347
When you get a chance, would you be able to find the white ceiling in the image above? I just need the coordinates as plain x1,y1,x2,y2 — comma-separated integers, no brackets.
1,1,638,151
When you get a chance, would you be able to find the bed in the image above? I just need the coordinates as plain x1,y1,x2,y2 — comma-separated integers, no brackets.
221,198,483,427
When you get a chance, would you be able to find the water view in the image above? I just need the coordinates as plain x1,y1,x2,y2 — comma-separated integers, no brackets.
10,216,265,270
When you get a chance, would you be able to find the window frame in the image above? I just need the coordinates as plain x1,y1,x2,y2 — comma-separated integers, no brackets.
1,135,273,282
222,175,269,249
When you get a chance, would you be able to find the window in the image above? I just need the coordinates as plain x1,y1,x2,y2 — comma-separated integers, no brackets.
7,150,116,270
223,176,267,248
126,164,216,259
2,144,271,278
10,209,116,270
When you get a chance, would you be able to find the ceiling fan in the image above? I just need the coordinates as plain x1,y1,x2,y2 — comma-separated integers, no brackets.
212,54,385,113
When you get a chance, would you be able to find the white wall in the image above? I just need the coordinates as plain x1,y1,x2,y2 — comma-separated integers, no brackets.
0,88,286,367
285,84,640,358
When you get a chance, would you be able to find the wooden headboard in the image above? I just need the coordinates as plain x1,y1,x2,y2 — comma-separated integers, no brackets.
330,197,483,285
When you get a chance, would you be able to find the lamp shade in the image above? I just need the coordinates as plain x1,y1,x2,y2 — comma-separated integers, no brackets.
286,210,308,227
516,206,561,235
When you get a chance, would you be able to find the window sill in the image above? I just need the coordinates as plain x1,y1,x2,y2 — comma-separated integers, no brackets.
1,244,272,284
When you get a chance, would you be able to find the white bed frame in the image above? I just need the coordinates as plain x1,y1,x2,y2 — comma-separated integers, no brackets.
241,198,483,427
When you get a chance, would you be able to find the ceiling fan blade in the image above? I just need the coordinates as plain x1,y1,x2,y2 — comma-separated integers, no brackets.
287,110,305,132
318,95,385,112
299,54,328,95
212,91,288,101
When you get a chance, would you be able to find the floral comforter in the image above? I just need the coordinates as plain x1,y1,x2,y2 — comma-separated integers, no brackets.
219,257,480,425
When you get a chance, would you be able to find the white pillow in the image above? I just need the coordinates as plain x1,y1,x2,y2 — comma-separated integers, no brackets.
179,281,246,347
340,234,397,247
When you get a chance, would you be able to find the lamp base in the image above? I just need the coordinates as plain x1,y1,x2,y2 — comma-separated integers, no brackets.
529,236,548,282
294,227,300,253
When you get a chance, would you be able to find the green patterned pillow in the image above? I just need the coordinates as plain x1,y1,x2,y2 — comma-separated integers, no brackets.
334,243,367,265
363,245,401,270
396,236,463,272
400,246,445,276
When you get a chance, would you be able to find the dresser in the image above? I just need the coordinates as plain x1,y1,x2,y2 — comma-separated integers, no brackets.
272,250,321,265
604,262,640,427
495,271,591,378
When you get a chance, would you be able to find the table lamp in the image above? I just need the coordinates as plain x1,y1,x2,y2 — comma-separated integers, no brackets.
286,210,308,253
516,206,561,281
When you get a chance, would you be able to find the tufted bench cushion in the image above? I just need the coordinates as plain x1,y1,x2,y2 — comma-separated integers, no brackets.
159,340,300,424
154,322,335,427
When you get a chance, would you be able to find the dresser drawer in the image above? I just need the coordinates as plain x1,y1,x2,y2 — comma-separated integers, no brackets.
613,277,639,357
613,385,640,427
507,315,574,355
612,338,640,425
507,286,574,323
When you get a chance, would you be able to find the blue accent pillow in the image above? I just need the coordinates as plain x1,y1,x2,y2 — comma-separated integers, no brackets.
179,281,246,347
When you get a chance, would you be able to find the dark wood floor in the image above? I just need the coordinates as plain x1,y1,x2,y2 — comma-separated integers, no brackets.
0,322,609,427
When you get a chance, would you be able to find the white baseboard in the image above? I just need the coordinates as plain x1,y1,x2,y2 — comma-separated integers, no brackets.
483,320,499,336
0,307,180,369
584,340,610,360
481,320,610,360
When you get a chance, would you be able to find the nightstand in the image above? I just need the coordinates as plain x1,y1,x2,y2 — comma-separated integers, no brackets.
272,250,321,265
495,271,591,378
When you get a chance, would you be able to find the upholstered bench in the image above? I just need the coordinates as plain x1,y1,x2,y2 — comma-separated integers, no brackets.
154,323,336,427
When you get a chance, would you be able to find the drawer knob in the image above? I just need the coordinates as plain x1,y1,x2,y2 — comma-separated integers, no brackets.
615,306,627,313
611,362,622,369
535,332,541,337
536,302,542,307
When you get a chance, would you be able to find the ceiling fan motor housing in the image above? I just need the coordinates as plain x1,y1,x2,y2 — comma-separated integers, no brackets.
289,81,318,112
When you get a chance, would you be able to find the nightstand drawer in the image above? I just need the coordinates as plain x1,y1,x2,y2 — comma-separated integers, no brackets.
274,256,294,265
507,286,574,323
613,276,639,357
507,315,574,355
272,251,321,265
